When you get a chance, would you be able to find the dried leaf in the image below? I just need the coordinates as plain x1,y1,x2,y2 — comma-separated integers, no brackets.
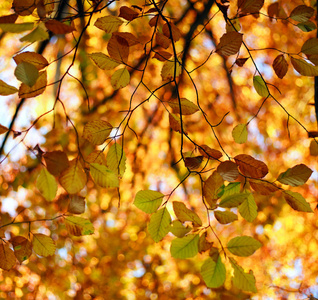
234,154,268,178
43,150,69,176
0,124,9,134
169,113,187,134
107,35,129,64
217,161,239,181
173,201,202,226
184,156,203,170
249,179,279,195
161,60,182,81
155,32,171,49
301,38,318,55
272,54,288,79
203,171,224,208
216,32,243,56
64,216,94,236
277,164,313,186
238,0,264,14
11,236,32,263
45,20,75,34
0,242,16,270
162,22,181,42
12,0,36,16
283,190,313,212
113,32,139,46
198,145,222,160
68,195,86,214
309,140,318,156
153,51,172,61
235,57,249,67
119,6,139,21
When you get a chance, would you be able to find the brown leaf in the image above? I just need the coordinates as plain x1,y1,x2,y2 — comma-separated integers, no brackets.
44,150,69,176
119,6,139,21
0,242,16,270
14,52,49,70
198,145,222,160
290,5,315,22
234,154,268,178
216,32,243,56
68,195,86,214
162,22,181,42
238,0,264,14
203,171,224,207
169,113,187,134
149,15,162,27
0,14,18,23
291,57,318,76
249,179,279,195
155,32,171,49
272,54,288,79
235,57,249,67
217,161,239,181
184,156,203,170
107,35,129,64
113,32,139,46
153,51,172,61
45,20,75,34
11,236,32,263
18,70,47,98
308,131,318,138
12,0,36,16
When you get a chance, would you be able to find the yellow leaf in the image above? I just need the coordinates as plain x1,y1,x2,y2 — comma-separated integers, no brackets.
161,60,182,81
36,168,58,201
232,124,248,144
32,234,56,257
0,22,34,33
90,163,119,188
253,75,269,97
14,52,49,70
0,79,18,96
83,120,113,145
88,52,120,70
106,143,126,177
111,68,130,90
59,159,87,194
64,216,94,236
291,57,318,76
167,98,199,115
0,242,16,271
18,70,47,98
94,15,124,33
20,25,49,43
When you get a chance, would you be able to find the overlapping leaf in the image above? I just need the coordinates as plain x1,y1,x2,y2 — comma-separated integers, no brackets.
173,201,202,226
64,216,94,236
161,60,182,81
14,52,48,70
170,220,192,238
290,5,314,22
0,242,16,270
90,163,119,188
291,57,318,76
36,168,58,201
106,143,126,177
18,70,47,98
14,61,39,87
216,32,243,56
0,79,18,95
170,234,199,259
83,120,113,145
283,190,313,212
43,150,69,176
234,154,268,178
217,161,239,181
199,145,222,160
11,236,32,263
203,171,224,208
148,207,171,242
167,98,199,115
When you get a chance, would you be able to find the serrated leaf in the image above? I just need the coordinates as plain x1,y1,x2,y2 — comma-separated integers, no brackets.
201,256,226,288
134,190,164,213
36,168,58,201
90,163,119,188
32,234,56,257
94,15,124,33
297,21,316,32
0,242,16,270
111,68,130,90
198,145,222,160
161,60,182,81
214,210,238,224
230,258,257,293
232,124,248,144
234,154,268,178
170,220,192,238
238,194,258,222
290,5,314,22
253,75,269,97
43,150,69,176
217,161,239,181
272,55,288,79
291,57,318,76
59,159,87,194
14,61,39,87
20,25,49,43
219,192,250,208
277,164,313,186
14,52,49,70
68,195,85,214
216,32,243,56
106,143,126,177
167,98,199,115
83,120,113,145
173,201,202,226
301,38,318,55
11,236,32,263
170,234,199,259
148,207,171,242
64,216,94,236
0,79,18,95
88,52,120,70
283,190,313,212
203,171,224,208
227,236,261,257
18,70,47,98
0,124,9,134
0,22,34,33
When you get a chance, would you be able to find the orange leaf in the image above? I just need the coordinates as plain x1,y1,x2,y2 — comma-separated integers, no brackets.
107,35,129,64
119,6,139,21
113,32,139,46
249,179,279,195
0,242,16,270
12,0,36,16
162,22,181,42
216,32,243,56
18,70,47,98
43,150,69,176
169,113,187,134
14,52,49,70
217,161,239,181
198,145,222,160
203,171,224,207
45,20,75,34
234,154,268,178
156,32,171,49
238,0,264,14
272,54,288,79
149,15,162,27
153,51,172,61
11,236,32,263
184,156,203,170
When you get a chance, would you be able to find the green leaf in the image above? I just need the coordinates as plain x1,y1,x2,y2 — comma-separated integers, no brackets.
291,57,318,76
64,216,94,236
277,164,313,187
232,124,248,144
283,190,313,212
0,79,18,95
148,207,171,242
173,201,202,226
230,258,257,293
36,168,58,201
253,75,269,97
0,22,34,33
106,143,126,178
227,236,262,257
20,25,49,43
169,220,192,238
301,38,318,55
170,234,199,259
90,163,119,188
88,52,120,70
219,192,250,208
201,256,226,288
134,190,164,213
214,210,238,224
14,61,39,87
239,194,258,222
297,21,316,32
290,5,314,23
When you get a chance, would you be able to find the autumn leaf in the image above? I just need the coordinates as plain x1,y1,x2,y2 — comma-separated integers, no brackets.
203,171,224,208
14,52,49,70
36,168,58,201
88,52,120,70
148,208,171,242
283,190,313,212
290,5,315,22
161,60,182,81
291,57,318,76
0,242,16,270
253,75,269,97
227,236,261,257
45,20,75,34
106,143,126,177
170,234,199,259
217,161,239,181
277,164,313,186
162,22,181,42
94,15,123,33
14,61,39,87
214,210,238,224
272,55,288,79
232,124,248,144
239,194,258,222
43,150,69,176
83,120,113,145
167,98,199,115
32,234,56,257
198,145,222,160
173,201,202,226
134,190,164,213
301,38,318,55
18,70,47,98
0,80,18,96
90,163,119,188
107,35,129,63
216,32,243,56
0,124,9,134
201,256,226,288
111,68,130,90
119,6,139,21
64,216,94,236
234,154,268,178
170,221,192,238
11,236,32,263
